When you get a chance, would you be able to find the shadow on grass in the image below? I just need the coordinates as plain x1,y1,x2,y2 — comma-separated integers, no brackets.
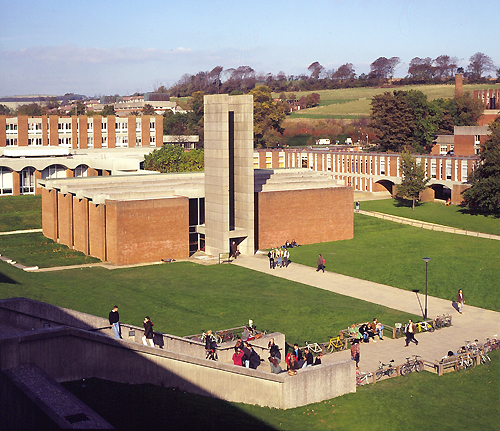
0,271,19,284
457,205,500,219
63,378,276,431
392,198,424,209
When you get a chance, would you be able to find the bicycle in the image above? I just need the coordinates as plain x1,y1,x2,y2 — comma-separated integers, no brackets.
434,314,452,329
356,370,373,386
416,321,434,332
375,360,396,380
457,353,474,371
400,355,422,376
216,330,237,343
305,341,325,354
323,336,345,353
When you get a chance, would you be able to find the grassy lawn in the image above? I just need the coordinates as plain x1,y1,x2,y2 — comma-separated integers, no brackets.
360,199,500,235
0,260,418,342
278,82,500,119
0,232,100,268
289,214,500,312
0,195,42,231
63,349,500,430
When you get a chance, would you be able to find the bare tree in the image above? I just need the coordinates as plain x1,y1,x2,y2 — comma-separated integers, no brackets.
467,52,495,79
308,61,324,80
434,55,459,78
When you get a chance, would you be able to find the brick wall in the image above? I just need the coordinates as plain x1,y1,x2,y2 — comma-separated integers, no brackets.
17,116,28,146
57,193,73,247
88,203,106,261
105,197,189,265
452,184,471,205
41,188,57,240
256,187,353,249
0,116,5,147
454,135,475,156
72,197,89,255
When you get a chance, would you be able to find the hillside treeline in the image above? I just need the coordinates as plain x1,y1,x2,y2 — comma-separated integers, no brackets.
167,53,499,97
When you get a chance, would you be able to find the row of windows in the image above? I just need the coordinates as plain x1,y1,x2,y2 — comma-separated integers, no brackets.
6,120,155,133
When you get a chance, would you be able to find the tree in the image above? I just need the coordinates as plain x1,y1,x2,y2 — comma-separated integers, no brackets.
370,90,439,153
462,118,500,216
0,104,11,115
334,63,356,80
308,62,324,80
17,103,42,116
407,57,435,81
369,57,400,80
101,105,116,116
143,144,204,173
142,104,155,115
397,151,430,210
305,93,321,108
249,86,286,148
467,52,495,79
434,55,458,78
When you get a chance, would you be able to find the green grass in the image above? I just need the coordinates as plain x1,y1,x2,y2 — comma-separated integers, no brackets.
360,199,500,235
0,195,42,231
289,214,500,312
278,83,500,119
0,261,418,341
0,232,100,268
63,349,500,430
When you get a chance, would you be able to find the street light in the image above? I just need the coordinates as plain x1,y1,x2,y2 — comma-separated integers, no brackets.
423,257,431,319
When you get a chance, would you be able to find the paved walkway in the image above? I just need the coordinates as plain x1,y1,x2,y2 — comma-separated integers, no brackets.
358,210,500,241
232,253,500,373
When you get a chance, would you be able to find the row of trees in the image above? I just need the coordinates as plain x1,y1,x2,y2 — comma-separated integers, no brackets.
167,53,498,97
369,90,484,153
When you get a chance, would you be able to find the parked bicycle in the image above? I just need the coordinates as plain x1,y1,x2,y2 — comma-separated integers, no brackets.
356,370,373,386
376,360,396,380
400,355,422,376
434,314,452,329
457,353,474,371
323,336,345,353
416,321,434,332
305,341,325,354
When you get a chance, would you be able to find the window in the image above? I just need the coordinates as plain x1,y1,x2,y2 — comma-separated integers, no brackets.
28,138,42,146
136,121,141,132
102,122,107,131
431,161,436,179
58,137,71,146
446,160,452,180
42,165,66,180
150,121,155,130
87,136,94,148
149,136,156,146
116,136,128,147
87,122,93,131
380,159,385,175
461,162,468,181
6,138,17,146
136,137,142,146
21,167,35,194
6,123,17,132
102,136,108,147
74,165,88,177
0,167,13,195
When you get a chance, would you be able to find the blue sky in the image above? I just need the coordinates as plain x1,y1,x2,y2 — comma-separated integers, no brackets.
1,0,499,97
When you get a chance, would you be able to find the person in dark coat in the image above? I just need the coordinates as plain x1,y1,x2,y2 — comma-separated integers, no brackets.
142,316,154,347
108,305,121,339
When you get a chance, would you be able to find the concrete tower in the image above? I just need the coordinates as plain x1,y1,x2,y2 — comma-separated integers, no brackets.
203,94,254,256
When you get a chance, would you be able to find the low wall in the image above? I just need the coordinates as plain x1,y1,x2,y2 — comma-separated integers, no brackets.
0,326,355,410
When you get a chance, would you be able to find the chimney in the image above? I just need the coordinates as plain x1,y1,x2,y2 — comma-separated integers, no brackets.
455,73,463,97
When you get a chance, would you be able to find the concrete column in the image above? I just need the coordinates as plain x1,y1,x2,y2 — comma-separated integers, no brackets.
204,94,254,256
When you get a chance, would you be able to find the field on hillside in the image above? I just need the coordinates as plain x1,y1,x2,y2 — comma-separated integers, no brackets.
275,83,500,119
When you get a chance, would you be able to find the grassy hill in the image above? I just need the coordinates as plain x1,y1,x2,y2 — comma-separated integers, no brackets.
275,82,500,119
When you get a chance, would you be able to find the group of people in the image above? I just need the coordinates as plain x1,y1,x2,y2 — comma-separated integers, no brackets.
285,343,322,375
268,247,290,269
349,318,384,344
232,338,263,369
108,305,155,347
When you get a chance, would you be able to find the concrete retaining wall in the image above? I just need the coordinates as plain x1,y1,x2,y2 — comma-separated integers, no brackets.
0,326,354,410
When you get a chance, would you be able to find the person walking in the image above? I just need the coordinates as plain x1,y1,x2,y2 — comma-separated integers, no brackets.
142,316,154,347
108,305,121,339
456,289,465,314
316,254,325,272
355,201,360,213
404,319,418,347
350,339,360,368
268,249,275,269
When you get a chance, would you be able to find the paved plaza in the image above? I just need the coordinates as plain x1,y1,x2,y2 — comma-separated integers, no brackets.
233,253,500,373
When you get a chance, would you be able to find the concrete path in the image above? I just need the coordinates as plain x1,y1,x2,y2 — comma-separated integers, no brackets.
232,253,500,374
358,209,500,241
0,228,42,236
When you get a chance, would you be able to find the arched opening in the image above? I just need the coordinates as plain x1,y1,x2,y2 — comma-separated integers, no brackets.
42,164,67,180
374,179,395,194
20,167,35,194
74,164,89,177
430,184,451,201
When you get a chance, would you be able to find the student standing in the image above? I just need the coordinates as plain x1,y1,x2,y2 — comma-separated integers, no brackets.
108,305,121,339
456,289,465,314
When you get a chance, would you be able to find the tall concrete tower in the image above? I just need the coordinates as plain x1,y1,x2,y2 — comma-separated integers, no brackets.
203,94,254,256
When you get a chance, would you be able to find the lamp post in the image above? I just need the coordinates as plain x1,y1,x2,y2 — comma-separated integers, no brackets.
423,257,431,319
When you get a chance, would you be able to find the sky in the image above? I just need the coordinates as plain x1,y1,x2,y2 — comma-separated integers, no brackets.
1,0,499,97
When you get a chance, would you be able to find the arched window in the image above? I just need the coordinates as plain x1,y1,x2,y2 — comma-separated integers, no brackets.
21,167,35,194
0,167,13,195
